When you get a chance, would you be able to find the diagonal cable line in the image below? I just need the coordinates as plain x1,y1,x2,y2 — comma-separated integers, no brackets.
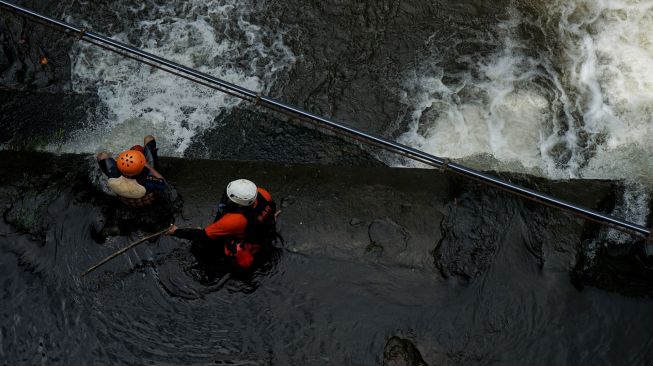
0,0,650,239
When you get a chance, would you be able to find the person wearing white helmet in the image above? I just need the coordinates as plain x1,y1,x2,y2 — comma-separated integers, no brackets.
166,179,278,269
226,179,258,206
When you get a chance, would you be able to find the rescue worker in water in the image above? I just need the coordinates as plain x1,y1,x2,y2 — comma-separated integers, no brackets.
165,179,278,269
96,135,167,207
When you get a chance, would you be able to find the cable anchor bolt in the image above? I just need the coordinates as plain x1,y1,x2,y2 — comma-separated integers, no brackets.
77,27,87,40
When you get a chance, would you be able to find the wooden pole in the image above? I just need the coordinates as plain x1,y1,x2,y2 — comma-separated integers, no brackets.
80,227,170,277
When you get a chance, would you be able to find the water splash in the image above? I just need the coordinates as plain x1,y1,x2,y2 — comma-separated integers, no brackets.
604,182,651,244
395,8,576,178
395,0,653,183
555,0,653,182
56,0,295,156
581,181,650,268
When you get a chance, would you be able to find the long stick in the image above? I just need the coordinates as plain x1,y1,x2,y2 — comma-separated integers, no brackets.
80,227,170,277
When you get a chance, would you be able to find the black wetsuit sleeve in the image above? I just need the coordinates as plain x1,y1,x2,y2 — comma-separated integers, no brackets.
173,228,211,242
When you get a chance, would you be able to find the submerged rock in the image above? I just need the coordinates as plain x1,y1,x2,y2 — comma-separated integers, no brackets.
433,192,510,282
432,177,606,284
368,218,410,258
383,337,428,366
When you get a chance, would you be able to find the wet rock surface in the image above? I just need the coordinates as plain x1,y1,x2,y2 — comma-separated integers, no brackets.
0,1,73,91
185,107,385,166
2,151,646,289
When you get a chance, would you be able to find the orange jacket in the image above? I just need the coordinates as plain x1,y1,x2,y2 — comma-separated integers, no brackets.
204,188,273,240
204,188,274,268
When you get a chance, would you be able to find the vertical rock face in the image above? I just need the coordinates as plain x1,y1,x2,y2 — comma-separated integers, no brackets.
383,337,428,366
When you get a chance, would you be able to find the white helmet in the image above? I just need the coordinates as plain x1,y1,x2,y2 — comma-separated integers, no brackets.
226,179,258,206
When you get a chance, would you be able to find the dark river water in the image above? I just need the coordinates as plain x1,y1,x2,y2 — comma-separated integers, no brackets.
1,152,652,365
2,0,653,364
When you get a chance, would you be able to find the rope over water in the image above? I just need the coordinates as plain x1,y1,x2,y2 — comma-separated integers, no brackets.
0,0,650,240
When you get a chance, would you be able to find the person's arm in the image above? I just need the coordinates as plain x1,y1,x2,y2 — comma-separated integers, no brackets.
205,214,247,238
166,224,211,241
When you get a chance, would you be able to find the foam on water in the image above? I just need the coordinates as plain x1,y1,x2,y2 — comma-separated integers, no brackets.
555,0,653,182
55,0,295,156
396,0,653,185
604,182,651,244
395,9,577,178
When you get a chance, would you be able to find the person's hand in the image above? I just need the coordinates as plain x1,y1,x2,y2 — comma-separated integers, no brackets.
165,224,177,235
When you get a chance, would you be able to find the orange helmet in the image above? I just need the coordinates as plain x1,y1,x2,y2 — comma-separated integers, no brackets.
117,150,146,176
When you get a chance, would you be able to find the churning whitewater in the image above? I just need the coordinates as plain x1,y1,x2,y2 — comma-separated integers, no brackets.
397,0,653,183
58,0,296,155
52,0,653,186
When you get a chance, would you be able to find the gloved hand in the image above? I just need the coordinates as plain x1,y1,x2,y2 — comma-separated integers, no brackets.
165,224,178,235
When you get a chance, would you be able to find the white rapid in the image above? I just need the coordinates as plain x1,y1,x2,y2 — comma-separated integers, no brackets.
54,0,295,156
396,0,653,185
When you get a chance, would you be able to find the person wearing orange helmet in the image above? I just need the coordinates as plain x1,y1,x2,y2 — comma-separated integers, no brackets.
96,135,167,206
166,179,278,270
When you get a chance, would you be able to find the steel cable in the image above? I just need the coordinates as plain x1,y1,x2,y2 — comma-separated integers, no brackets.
1,0,650,240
